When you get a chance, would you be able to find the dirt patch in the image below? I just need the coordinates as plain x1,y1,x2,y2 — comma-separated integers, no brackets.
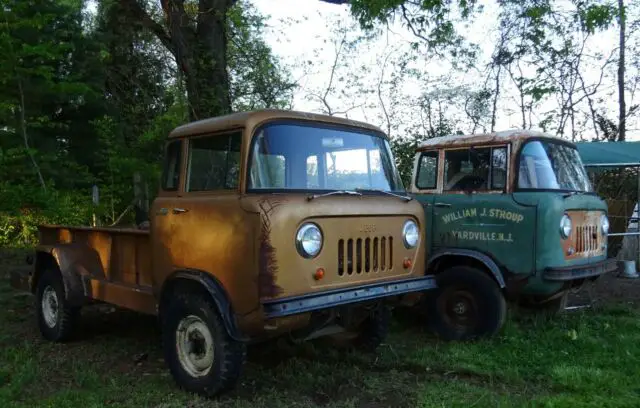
568,271,640,308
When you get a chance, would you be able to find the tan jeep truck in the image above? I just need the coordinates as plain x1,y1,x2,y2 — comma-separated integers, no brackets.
10,109,435,397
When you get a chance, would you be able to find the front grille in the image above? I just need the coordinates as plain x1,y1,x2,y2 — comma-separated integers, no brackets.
576,225,599,253
338,236,393,276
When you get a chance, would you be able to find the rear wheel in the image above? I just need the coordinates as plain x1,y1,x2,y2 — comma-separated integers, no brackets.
162,292,246,397
35,268,79,342
426,266,506,341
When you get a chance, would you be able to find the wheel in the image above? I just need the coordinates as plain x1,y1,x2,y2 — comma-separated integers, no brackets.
352,304,391,352
162,293,246,397
35,268,79,342
426,266,506,341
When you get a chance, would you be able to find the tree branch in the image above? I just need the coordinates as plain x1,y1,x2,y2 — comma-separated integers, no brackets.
120,0,175,55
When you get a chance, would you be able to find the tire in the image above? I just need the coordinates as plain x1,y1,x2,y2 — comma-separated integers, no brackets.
162,292,246,397
352,304,391,352
426,266,506,341
35,268,79,342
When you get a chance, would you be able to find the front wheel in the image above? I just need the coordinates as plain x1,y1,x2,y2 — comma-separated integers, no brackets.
425,266,506,341
162,293,246,397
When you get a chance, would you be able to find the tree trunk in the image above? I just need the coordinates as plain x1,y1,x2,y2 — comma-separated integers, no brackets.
123,0,233,121
17,79,47,192
618,0,626,141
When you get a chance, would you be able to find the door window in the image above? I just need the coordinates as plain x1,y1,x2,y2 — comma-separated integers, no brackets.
186,132,242,192
444,146,508,191
161,139,182,191
415,151,438,189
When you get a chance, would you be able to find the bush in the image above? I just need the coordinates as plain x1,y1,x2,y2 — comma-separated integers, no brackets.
0,183,94,248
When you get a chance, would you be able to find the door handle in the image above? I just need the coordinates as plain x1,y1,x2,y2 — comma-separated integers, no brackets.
172,208,188,214
434,202,452,208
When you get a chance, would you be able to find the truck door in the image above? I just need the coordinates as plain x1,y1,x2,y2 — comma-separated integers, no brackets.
413,150,438,250
432,146,490,252
150,138,186,288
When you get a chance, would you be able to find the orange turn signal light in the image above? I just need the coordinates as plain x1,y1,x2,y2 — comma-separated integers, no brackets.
314,268,325,280
403,258,412,269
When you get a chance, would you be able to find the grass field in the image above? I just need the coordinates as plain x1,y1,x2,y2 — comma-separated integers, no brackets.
2,248,640,408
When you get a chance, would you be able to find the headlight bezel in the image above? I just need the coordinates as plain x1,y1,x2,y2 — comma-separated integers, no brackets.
295,223,323,258
560,214,572,239
402,219,420,249
600,213,610,236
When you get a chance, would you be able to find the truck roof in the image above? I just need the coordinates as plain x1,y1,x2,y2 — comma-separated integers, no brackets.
416,129,570,151
168,109,385,139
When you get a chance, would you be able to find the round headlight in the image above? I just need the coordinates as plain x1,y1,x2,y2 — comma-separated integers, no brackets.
402,220,419,248
600,214,610,235
296,223,323,258
560,214,572,239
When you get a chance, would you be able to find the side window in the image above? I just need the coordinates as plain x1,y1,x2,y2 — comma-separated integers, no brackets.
416,151,438,189
444,148,491,191
491,147,508,189
186,132,242,192
161,140,182,191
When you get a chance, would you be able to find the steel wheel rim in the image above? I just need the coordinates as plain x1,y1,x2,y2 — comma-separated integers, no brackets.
42,286,59,328
176,315,215,378
438,288,479,330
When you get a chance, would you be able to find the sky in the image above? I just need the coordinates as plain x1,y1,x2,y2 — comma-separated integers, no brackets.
250,0,638,141
84,0,638,141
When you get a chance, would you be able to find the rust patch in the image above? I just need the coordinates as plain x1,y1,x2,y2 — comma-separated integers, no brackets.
562,210,605,260
257,198,285,298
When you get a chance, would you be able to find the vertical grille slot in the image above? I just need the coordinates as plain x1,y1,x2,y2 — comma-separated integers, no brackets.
338,239,344,276
356,238,363,273
388,237,393,270
347,239,354,274
381,237,386,271
373,237,379,272
364,238,371,272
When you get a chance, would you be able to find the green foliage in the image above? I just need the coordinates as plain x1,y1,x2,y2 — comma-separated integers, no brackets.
577,4,617,34
0,183,93,247
348,0,479,63
228,1,296,110
0,0,295,247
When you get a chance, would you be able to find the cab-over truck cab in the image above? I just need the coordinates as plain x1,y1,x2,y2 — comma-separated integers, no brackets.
10,109,435,397
410,129,617,340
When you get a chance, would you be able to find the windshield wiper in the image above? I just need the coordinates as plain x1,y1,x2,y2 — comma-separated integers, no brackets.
307,190,363,201
562,191,587,198
354,188,413,202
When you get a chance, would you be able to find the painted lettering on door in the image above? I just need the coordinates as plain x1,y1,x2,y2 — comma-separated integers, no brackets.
441,207,524,224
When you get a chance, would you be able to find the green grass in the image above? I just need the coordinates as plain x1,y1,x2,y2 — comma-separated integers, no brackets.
1,249,640,407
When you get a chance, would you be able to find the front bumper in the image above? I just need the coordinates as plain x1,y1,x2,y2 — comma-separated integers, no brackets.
262,275,437,318
10,268,32,293
542,259,618,282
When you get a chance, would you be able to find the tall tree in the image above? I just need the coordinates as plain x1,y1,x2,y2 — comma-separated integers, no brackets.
0,0,95,191
618,0,627,140
121,0,234,120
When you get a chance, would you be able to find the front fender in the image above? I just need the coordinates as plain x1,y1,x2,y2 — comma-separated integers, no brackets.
427,248,506,288
34,244,105,306
159,270,247,342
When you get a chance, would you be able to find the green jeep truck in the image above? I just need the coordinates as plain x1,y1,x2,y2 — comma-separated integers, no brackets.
410,130,618,340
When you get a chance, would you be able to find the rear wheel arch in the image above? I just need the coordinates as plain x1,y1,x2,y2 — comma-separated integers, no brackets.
427,249,506,289
32,251,59,293
158,270,246,342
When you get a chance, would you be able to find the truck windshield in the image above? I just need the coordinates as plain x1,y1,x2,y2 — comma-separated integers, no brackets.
248,122,404,192
517,140,592,192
